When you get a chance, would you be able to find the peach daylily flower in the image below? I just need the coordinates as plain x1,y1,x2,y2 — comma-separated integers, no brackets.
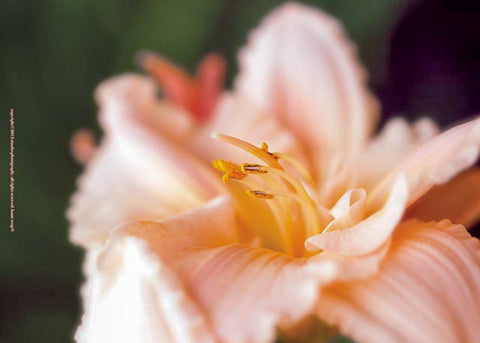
69,3,480,343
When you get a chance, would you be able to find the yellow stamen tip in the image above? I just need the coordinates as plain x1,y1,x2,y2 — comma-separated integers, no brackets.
241,163,267,174
212,159,247,182
246,190,274,199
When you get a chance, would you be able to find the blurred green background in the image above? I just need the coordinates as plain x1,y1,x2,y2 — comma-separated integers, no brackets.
0,0,424,341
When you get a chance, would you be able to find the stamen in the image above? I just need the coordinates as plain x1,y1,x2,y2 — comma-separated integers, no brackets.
262,166,311,199
246,190,274,199
247,189,321,237
261,142,280,161
212,159,247,183
238,178,294,255
212,133,282,168
241,163,267,174
211,134,329,256
276,153,315,185
242,163,327,232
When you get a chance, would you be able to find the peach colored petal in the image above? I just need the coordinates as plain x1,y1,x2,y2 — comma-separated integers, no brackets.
359,117,440,190
318,219,480,343
324,188,367,233
190,93,306,167
306,175,408,255
311,239,391,282
89,196,339,343
319,154,357,207
235,3,379,178
369,117,480,210
96,74,195,142
405,168,480,228
68,75,223,249
76,238,217,343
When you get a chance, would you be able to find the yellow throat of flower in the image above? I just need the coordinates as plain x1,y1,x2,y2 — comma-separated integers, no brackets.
212,133,330,257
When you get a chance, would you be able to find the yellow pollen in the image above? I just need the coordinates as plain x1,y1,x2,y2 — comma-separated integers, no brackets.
212,159,247,183
246,190,274,199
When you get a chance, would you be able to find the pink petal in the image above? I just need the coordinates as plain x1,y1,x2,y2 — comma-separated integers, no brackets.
324,188,367,232
190,93,306,166
369,117,480,210
68,75,223,249
318,219,480,342
86,196,338,343
305,175,408,255
76,238,217,343
359,117,439,190
310,239,391,282
406,168,480,228
235,3,379,178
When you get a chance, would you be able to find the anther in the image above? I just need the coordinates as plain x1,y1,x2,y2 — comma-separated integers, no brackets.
212,159,247,183
261,142,280,160
241,163,267,174
246,190,274,199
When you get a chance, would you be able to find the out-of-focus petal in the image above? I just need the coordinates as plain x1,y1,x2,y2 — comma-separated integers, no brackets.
95,74,195,142
235,3,379,179
190,93,306,166
71,129,97,165
359,117,440,190
138,52,195,115
196,53,226,121
138,52,225,122
75,238,217,343
368,117,480,210
318,219,480,343
406,168,480,227
306,175,408,255
89,196,338,343
68,74,223,249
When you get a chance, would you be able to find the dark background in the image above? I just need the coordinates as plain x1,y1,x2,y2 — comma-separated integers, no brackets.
1,0,479,341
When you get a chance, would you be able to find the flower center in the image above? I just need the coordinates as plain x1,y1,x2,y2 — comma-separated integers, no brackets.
212,133,331,256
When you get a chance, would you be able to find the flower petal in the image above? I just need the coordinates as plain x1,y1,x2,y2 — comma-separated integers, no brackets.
306,175,408,255
235,3,379,177
68,74,223,249
75,238,217,343
358,117,440,190
318,219,480,343
189,93,306,166
138,52,225,121
369,117,480,210
324,188,367,232
87,196,338,343
405,168,480,228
